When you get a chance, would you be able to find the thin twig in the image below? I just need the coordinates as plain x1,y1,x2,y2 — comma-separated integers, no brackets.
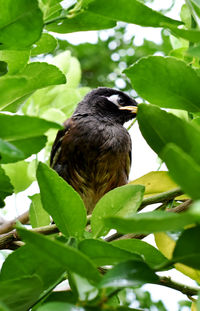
159,276,199,296
138,188,183,211
0,211,29,235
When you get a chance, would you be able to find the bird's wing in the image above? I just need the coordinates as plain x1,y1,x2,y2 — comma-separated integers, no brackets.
50,118,72,168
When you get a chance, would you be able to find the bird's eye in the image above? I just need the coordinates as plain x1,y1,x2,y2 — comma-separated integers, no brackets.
106,94,121,107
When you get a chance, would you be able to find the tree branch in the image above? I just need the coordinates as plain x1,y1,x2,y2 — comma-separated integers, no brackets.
0,211,29,235
159,276,199,296
138,188,184,211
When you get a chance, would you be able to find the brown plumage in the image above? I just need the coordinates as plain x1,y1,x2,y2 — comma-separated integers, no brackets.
50,87,137,214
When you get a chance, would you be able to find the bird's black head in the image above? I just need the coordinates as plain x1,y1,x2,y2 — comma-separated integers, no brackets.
73,87,138,125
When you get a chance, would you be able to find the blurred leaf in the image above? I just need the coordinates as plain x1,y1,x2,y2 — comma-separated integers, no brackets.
99,260,159,290
0,275,42,311
187,44,200,57
70,273,98,301
155,232,200,282
66,57,81,88
0,50,30,75
0,61,7,76
0,302,11,311
104,210,199,234
165,24,200,42
0,165,13,207
79,239,142,266
17,227,101,283
161,144,200,200
0,0,43,50
125,56,200,111
37,162,87,238
186,0,200,25
180,4,191,27
86,0,182,27
91,185,145,238
52,51,71,75
173,226,200,270
45,11,116,33
137,104,200,167
31,33,57,56
0,139,25,164
0,114,61,140
2,161,35,193
29,193,51,228
0,244,65,291
112,239,169,269
0,62,66,110
37,302,86,311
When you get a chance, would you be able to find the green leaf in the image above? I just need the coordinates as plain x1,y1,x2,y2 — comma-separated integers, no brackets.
2,161,35,193
187,44,200,58
0,62,66,110
91,185,144,238
99,260,159,289
161,143,200,200
0,114,61,140
172,225,200,270
104,210,198,234
0,0,43,50
137,104,200,167
31,33,57,56
0,139,25,164
79,239,142,266
0,61,7,76
17,227,101,283
37,302,86,311
37,162,87,238
2,136,47,164
0,50,30,75
0,244,65,291
45,11,116,33
86,0,182,27
0,275,42,311
0,165,13,207
70,273,98,301
0,302,11,311
164,24,200,43
29,193,51,228
125,56,200,111
111,239,169,270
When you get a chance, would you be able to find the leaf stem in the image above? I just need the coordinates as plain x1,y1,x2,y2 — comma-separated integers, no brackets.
158,276,199,296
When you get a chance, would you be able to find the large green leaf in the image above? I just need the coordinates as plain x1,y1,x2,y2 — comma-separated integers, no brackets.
0,139,25,164
161,144,200,200
0,114,61,140
0,62,66,110
0,0,43,49
172,225,200,270
79,239,142,266
125,56,200,111
0,50,30,75
91,185,144,238
37,163,87,238
2,161,35,193
137,104,200,167
0,165,13,207
0,276,42,311
104,210,199,234
37,302,86,311
45,11,116,33
86,0,181,27
164,24,200,43
17,227,101,284
0,136,47,164
111,239,169,270
29,193,51,228
99,260,159,290
31,33,57,56
0,244,66,291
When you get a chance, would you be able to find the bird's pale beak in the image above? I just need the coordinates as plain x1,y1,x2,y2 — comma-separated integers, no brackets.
119,106,138,114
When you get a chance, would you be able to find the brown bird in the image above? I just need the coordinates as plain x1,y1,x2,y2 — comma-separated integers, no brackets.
50,87,137,214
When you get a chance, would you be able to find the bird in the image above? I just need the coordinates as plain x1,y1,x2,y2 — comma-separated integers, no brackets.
50,87,138,214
